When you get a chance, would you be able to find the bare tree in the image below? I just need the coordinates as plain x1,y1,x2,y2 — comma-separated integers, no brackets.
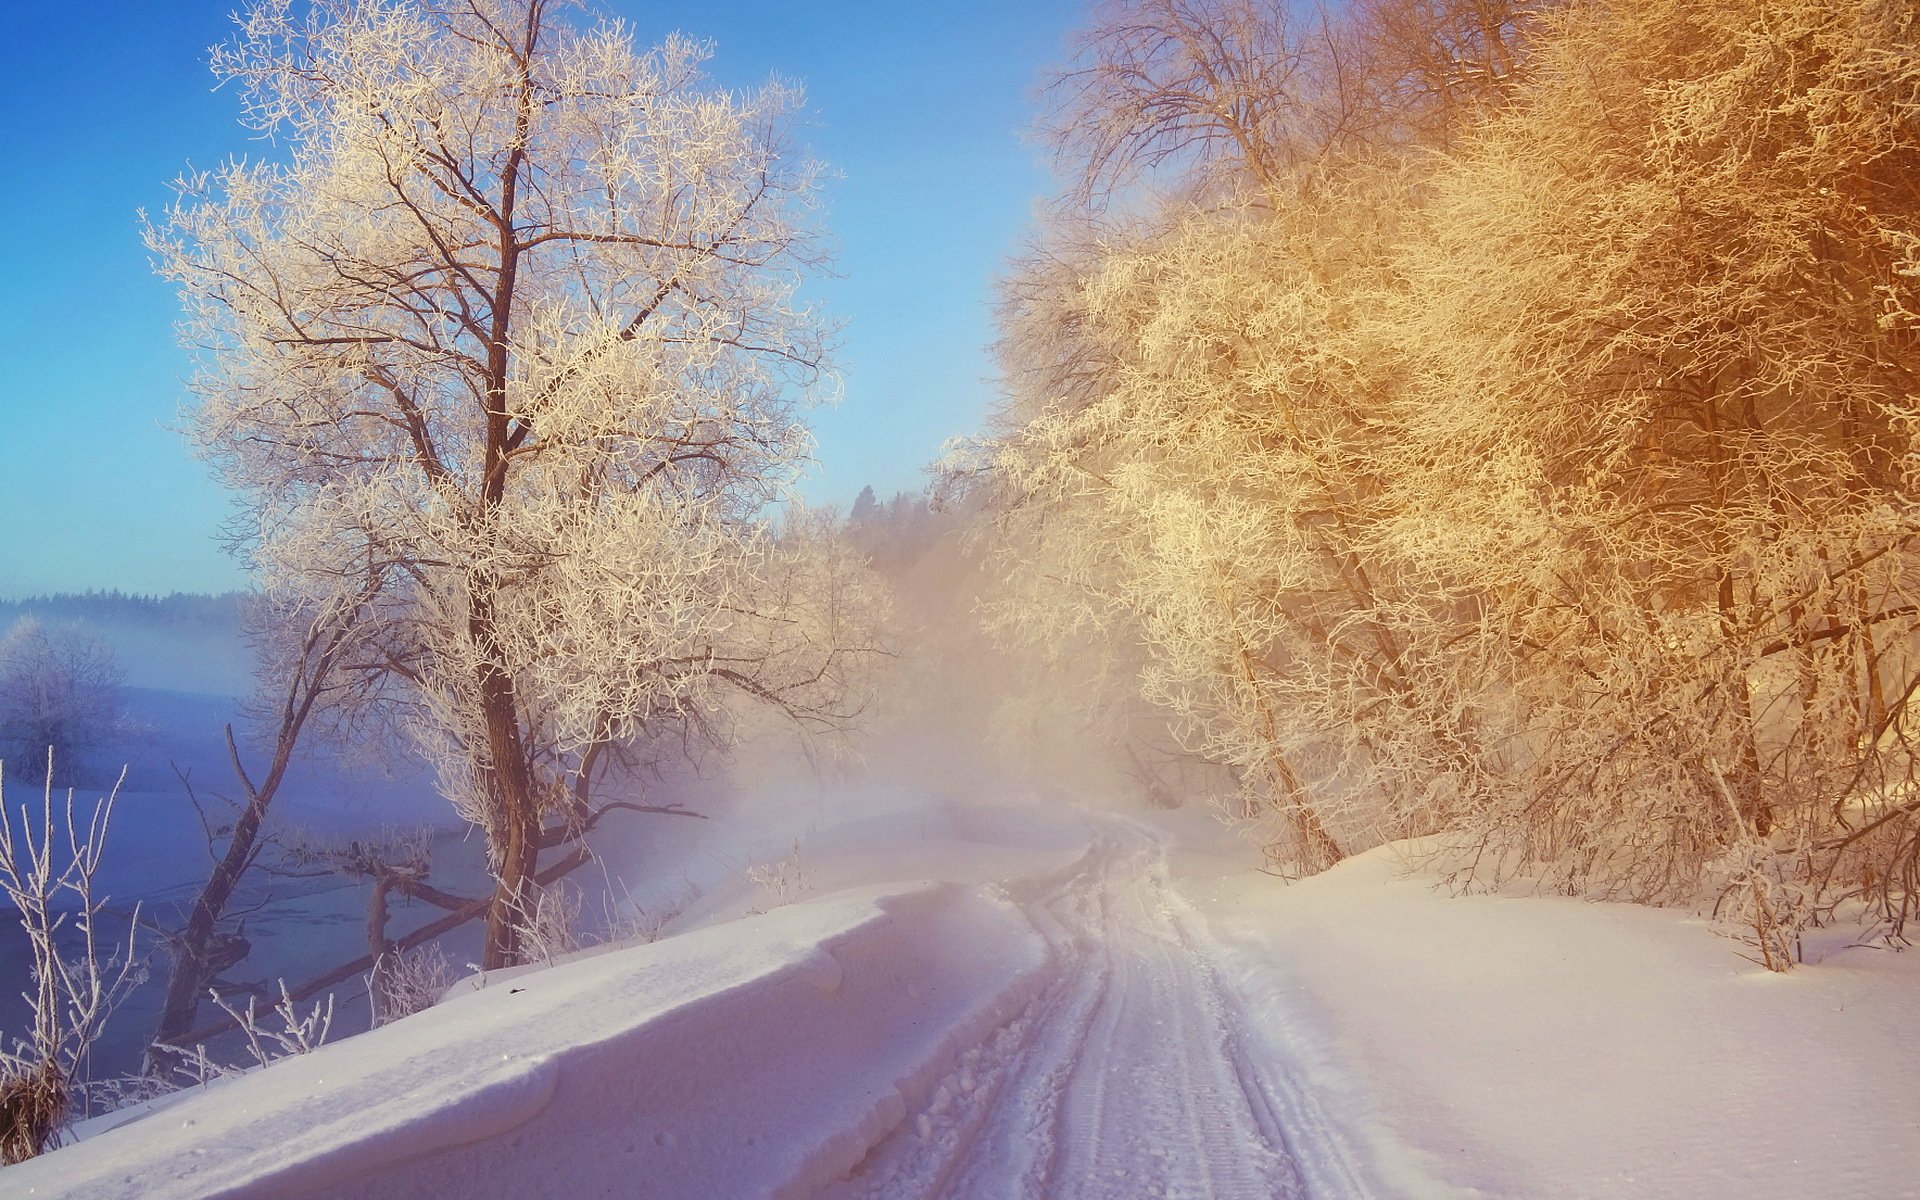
146,587,377,1067
1349,0,1538,145
148,0,880,969
1042,0,1347,202
1039,0,1539,207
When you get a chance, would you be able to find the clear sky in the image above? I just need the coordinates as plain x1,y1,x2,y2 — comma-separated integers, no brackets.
0,1,1081,599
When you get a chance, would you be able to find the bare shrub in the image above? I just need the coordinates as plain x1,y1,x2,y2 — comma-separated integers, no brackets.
70,1068,191,1118
746,842,814,912
208,983,334,1068
371,944,454,1025
0,759,143,1162
511,884,583,968
605,880,703,946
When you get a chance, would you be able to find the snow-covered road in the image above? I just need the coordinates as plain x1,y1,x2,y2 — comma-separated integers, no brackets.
21,791,1910,1199
12,804,1341,1200
817,822,1305,1200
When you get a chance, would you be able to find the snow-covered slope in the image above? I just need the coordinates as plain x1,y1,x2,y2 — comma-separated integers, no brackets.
7,882,1049,1200
10,794,1918,1199
1169,820,1920,1200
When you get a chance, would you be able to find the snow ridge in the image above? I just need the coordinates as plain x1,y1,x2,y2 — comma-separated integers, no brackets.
7,882,1048,1200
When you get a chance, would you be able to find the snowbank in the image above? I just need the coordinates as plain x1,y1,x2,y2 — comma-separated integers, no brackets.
18,788,1906,1200
1171,830,1920,1199
6,880,1050,1200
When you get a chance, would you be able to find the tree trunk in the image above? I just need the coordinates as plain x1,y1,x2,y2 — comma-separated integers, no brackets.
148,723,294,1070
473,588,542,970
1700,388,1771,836
472,11,541,970
364,874,395,1021
1214,567,1345,874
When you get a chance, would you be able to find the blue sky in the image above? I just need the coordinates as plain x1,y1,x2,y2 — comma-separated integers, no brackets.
0,2,1081,598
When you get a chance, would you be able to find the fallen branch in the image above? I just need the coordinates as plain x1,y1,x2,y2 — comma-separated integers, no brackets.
165,845,594,1050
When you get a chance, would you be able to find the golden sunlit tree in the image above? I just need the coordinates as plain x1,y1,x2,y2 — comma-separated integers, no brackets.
982,190,1409,872
982,0,1920,958
1381,0,1920,950
977,0,1534,870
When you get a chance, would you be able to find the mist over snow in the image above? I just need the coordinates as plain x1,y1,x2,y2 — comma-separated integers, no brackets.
0,593,252,699
6,0,1920,1195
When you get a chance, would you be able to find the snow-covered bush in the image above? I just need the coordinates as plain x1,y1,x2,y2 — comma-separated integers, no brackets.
1709,840,1814,972
747,842,814,911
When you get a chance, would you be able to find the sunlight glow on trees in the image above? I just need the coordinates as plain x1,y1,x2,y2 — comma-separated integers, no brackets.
976,0,1920,960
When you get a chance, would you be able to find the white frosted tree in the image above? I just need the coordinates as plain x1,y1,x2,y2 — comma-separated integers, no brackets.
148,0,880,968
0,618,125,786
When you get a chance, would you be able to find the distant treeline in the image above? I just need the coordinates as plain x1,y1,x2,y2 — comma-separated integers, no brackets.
0,591,248,630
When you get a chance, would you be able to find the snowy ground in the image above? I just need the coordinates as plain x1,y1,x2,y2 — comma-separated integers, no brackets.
1169,820,1920,1200
816,817,1312,1200
7,787,1919,1198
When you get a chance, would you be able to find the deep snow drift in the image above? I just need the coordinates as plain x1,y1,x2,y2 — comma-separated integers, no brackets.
7,789,1919,1199
1171,821,1920,1200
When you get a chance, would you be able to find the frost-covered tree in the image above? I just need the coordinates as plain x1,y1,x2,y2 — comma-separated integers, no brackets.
982,0,1920,942
148,0,880,968
0,618,125,786
980,175,1437,872
979,0,1475,871
1380,0,1920,918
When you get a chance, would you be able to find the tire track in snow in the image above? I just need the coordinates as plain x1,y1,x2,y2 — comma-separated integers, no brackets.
813,819,1307,1200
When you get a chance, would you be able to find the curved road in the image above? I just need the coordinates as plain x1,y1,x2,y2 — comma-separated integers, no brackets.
814,821,1307,1200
